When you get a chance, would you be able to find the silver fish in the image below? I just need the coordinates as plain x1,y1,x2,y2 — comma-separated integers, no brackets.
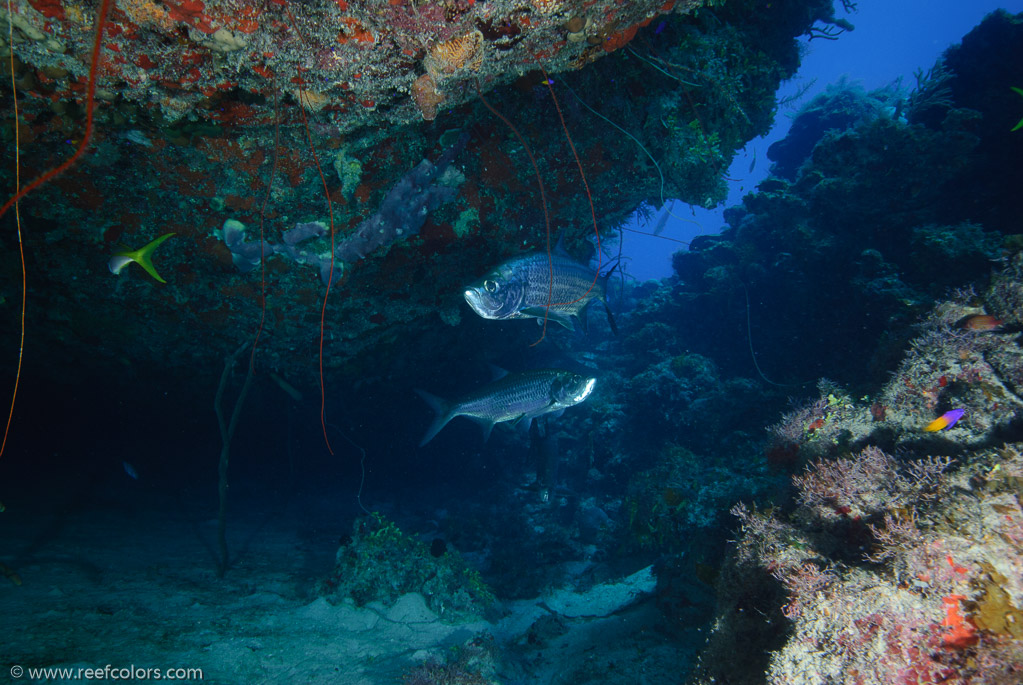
416,368,596,446
463,245,617,333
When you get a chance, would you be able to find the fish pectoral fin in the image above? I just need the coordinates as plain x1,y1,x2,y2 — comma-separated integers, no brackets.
514,414,533,432
480,420,496,443
521,307,576,331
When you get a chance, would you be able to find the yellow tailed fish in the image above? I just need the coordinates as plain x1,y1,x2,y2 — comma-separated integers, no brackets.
108,233,175,283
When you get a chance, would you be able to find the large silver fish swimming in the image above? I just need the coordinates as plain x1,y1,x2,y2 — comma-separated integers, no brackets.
463,245,617,333
416,368,596,446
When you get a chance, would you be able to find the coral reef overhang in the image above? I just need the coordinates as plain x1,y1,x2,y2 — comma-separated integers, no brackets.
0,0,839,388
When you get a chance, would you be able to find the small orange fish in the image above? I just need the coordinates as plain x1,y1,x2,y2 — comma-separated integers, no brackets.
957,314,1003,331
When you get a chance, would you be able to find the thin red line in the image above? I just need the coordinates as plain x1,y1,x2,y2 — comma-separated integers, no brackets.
295,70,336,456
0,0,113,221
474,80,554,345
0,211,24,460
3,0,112,458
1,0,26,460
284,12,335,455
539,67,602,309
248,79,281,373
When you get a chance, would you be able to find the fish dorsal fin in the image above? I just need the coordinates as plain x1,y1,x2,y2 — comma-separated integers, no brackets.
599,259,619,282
598,261,620,335
603,302,618,336
487,363,509,381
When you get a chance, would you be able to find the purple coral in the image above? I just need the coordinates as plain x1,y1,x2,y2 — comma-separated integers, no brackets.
793,445,902,519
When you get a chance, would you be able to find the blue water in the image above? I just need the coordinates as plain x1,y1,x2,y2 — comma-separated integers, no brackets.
623,0,1023,281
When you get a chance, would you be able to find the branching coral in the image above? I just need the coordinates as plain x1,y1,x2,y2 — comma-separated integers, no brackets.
694,301,1023,685
713,443,1023,685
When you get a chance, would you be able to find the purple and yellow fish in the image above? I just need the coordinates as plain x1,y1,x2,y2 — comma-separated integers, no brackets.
924,408,965,432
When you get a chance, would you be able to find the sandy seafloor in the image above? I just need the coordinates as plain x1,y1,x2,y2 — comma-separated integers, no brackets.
0,475,696,684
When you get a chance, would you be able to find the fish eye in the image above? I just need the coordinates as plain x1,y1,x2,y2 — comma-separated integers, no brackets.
483,279,498,293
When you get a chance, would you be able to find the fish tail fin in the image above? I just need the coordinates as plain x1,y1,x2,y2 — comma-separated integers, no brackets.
415,389,455,446
132,232,175,283
598,261,619,336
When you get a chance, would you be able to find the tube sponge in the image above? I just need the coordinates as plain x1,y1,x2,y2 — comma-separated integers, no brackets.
334,133,468,263
220,133,468,284
222,219,269,273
